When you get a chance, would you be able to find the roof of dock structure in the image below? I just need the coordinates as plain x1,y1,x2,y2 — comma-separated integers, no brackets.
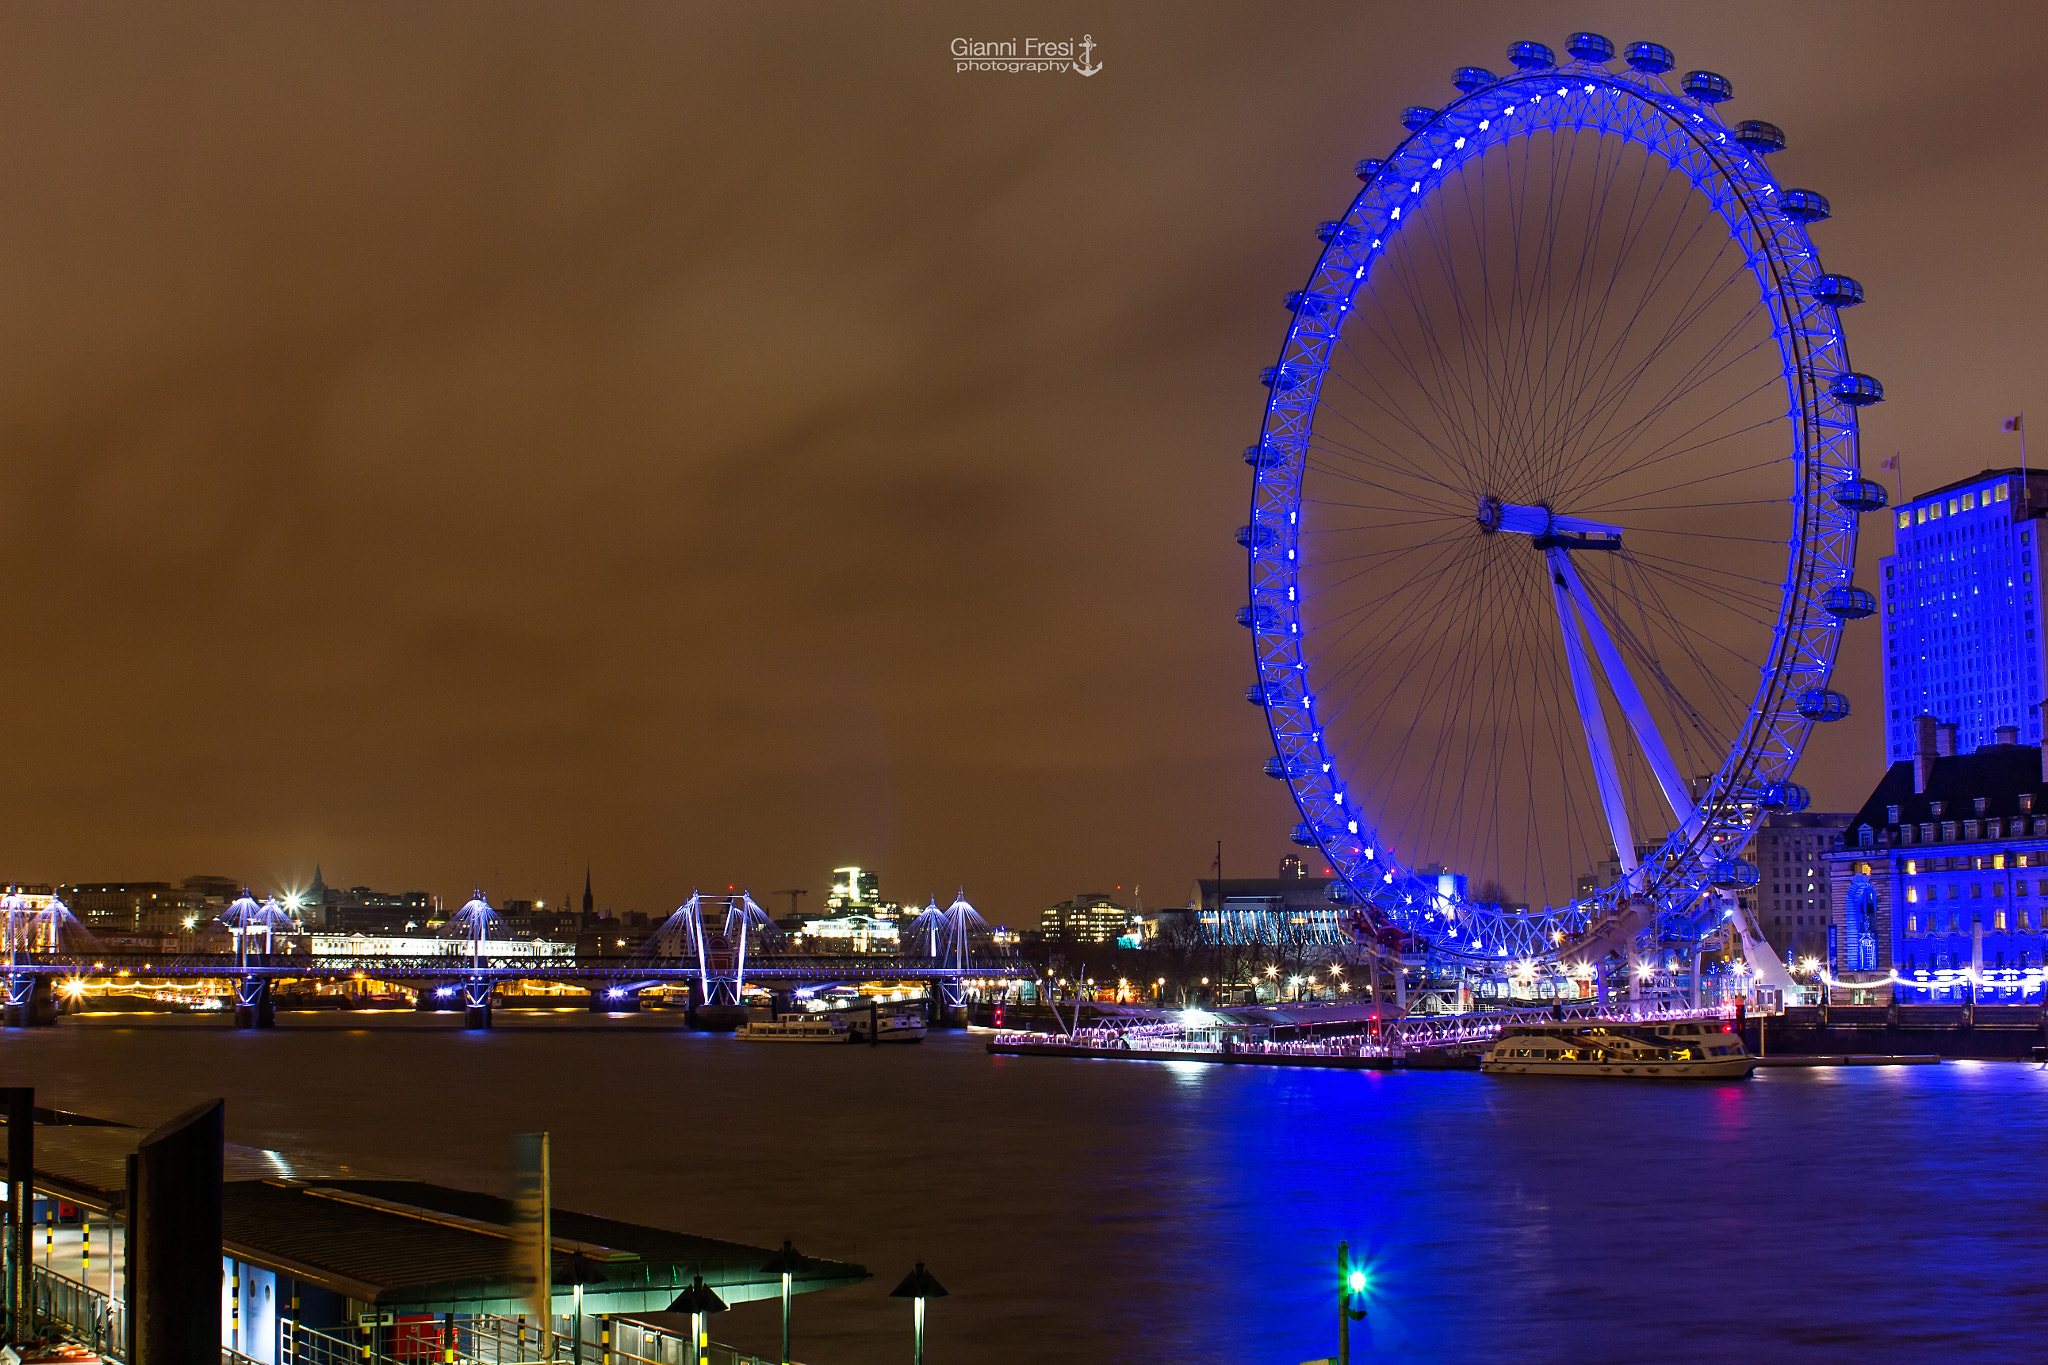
0,1115,867,1313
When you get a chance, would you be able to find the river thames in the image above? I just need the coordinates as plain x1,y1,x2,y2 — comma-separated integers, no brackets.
6,1015,2044,1363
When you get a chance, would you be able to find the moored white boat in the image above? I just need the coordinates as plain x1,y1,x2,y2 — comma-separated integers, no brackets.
737,1015,853,1043
848,1008,927,1044
1480,1022,1754,1078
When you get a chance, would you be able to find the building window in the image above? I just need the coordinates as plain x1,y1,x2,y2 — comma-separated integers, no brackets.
1964,820,1980,840
1997,910,2009,931
1942,822,1957,840
1907,914,1919,934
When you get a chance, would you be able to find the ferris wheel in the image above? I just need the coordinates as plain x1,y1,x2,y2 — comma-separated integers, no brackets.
1241,33,1886,964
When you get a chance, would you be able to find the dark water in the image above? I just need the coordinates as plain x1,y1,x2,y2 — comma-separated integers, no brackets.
7,1015,2045,1364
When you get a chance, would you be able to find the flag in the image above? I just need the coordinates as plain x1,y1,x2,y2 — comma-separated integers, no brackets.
1879,455,1898,471
2006,415,2025,433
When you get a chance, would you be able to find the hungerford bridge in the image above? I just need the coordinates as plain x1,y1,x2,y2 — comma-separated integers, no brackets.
0,890,1024,1030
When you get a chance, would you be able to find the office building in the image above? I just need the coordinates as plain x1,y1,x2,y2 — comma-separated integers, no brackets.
1747,813,1851,963
1880,468,2048,761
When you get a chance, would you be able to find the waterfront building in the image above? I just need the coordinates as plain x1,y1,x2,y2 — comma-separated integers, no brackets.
1191,876,1349,945
67,882,204,935
1824,714,2048,1001
799,913,899,952
1038,893,1134,944
824,866,882,912
1746,813,1851,963
308,933,574,959
1880,468,2048,761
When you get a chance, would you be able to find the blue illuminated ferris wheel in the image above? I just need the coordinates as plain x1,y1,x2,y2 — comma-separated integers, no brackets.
1242,34,1887,963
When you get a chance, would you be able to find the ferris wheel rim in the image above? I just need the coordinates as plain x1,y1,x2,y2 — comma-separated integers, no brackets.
1244,46,1871,963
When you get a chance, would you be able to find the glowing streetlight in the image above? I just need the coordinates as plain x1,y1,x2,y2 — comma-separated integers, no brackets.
890,1263,948,1365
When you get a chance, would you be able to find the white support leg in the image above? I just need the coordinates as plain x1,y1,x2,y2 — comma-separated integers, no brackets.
1550,549,1695,826
1549,559,1638,874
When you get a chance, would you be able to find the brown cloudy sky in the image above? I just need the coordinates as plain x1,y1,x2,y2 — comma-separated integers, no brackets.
0,1,2040,921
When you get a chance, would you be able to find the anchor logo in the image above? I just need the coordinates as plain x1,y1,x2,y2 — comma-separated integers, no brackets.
1072,34,1103,77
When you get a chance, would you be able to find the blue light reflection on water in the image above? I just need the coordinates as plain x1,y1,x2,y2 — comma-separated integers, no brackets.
8,1021,2048,1363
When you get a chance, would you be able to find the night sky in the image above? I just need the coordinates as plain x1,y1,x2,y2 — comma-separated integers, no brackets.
0,1,2041,923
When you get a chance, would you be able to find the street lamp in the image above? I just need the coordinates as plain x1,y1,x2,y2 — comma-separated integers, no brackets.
759,1239,812,1365
889,1262,948,1365
667,1274,727,1365
1337,1241,1368,1364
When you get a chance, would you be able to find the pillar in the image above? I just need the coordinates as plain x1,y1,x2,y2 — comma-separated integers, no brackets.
234,978,275,1029
128,1099,224,1365
462,980,494,1030
3,1087,31,1343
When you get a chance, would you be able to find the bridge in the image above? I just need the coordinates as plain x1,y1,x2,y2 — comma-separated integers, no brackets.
0,949,1030,1030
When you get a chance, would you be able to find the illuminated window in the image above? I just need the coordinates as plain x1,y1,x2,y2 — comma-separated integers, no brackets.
1897,511,1911,529
1906,887,1918,903
1999,483,2011,501
1907,914,1919,934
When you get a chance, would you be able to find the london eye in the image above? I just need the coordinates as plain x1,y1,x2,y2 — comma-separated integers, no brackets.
1241,34,1886,967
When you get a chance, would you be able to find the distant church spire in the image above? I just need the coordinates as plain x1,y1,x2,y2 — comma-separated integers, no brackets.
583,867,594,921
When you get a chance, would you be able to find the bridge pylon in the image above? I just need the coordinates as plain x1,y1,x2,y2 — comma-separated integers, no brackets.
233,976,275,1029
462,979,494,1029
2,976,52,1028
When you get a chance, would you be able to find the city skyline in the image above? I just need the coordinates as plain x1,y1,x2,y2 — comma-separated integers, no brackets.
0,3,2038,918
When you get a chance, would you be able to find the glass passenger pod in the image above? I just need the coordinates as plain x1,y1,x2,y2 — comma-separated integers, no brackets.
1814,274,1864,307
1237,603,1279,630
1261,364,1314,392
1735,120,1787,153
1759,782,1811,812
1316,221,1362,247
1354,158,1387,183
1402,106,1438,132
1286,290,1336,317
1709,859,1760,890
1264,756,1307,780
1452,67,1497,93
1244,442,1289,471
1682,70,1734,103
1830,372,1885,406
1780,189,1831,222
1291,822,1328,849
1565,33,1615,63
1624,42,1675,73
1797,689,1852,722
1822,585,1877,619
1507,41,1555,70
1829,477,1888,511
1237,522,1277,549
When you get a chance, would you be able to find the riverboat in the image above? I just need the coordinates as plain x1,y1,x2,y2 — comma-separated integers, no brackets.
1480,1022,1754,1079
737,1015,853,1043
848,1008,927,1044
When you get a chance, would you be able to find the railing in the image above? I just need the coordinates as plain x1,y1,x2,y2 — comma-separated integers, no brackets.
32,1261,124,1359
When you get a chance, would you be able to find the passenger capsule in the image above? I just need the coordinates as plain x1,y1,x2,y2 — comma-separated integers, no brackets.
1237,603,1278,630
1709,859,1760,891
1402,106,1437,131
1286,290,1334,316
1829,477,1889,512
1355,157,1386,182
1264,755,1307,780
1324,881,1360,905
1508,40,1555,70
1760,782,1812,812
1823,585,1877,620
1781,189,1831,222
1236,523,1277,549
1261,364,1311,392
1244,442,1288,471
1624,42,1675,73
1735,120,1787,153
1245,684,1266,705
1566,32,1615,63
1291,822,1326,849
1453,66,1497,92
1830,372,1885,406
1682,70,1734,103
1797,689,1852,722
1316,221,1362,247
1814,274,1864,307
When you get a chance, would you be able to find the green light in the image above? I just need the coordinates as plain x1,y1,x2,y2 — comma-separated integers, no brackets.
1347,1270,1366,1293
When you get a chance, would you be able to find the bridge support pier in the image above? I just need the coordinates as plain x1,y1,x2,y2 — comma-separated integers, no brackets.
3,976,54,1028
233,977,275,1029
930,979,967,1029
462,980,494,1030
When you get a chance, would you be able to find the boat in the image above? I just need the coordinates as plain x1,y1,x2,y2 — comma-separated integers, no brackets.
1479,1022,1754,1078
847,1008,927,1044
737,1015,853,1043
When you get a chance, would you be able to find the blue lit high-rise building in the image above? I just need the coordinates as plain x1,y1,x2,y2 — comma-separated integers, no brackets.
1881,469,2048,761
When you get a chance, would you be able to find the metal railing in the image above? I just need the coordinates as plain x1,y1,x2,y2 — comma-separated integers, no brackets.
31,1261,124,1360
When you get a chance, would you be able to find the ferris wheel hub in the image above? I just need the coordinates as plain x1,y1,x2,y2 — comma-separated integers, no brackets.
1476,497,1624,548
